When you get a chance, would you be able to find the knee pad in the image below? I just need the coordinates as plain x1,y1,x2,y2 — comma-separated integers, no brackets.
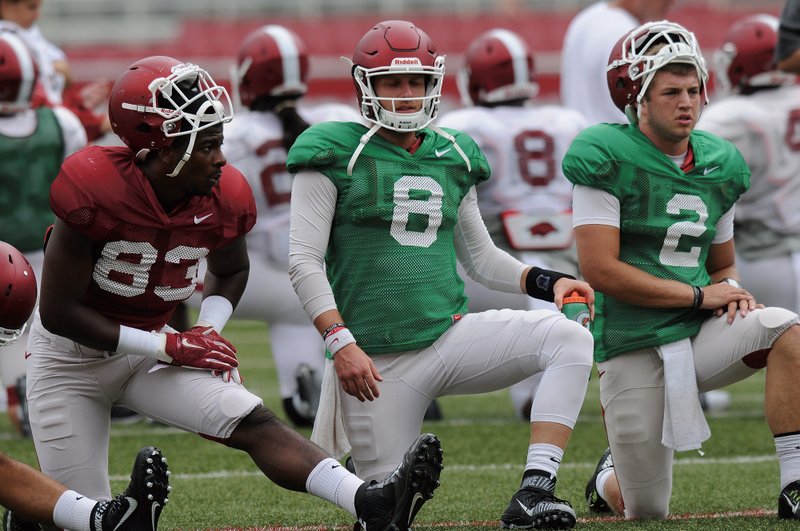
757,306,799,331
543,318,594,370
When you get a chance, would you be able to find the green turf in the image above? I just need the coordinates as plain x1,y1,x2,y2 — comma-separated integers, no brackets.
1,319,785,529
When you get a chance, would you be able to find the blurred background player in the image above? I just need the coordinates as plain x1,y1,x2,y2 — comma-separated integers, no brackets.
0,0,69,104
777,0,800,72
560,0,674,124
0,30,86,436
438,28,588,420
0,0,111,141
698,14,800,311
182,25,362,427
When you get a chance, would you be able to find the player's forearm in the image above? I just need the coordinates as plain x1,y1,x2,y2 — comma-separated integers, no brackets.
585,259,698,309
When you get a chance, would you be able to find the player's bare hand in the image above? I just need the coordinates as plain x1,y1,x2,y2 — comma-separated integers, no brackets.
701,283,757,323
334,344,383,402
553,278,596,321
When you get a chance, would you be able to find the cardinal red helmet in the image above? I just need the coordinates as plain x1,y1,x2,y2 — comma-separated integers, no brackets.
351,19,445,131
236,25,309,108
607,20,708,116
0,31,37,113
713,14,797,96
457,28,538,107
108,56,233,153
0,241,36,346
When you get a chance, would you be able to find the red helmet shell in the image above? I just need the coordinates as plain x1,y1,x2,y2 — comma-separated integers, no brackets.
0,241,37,332
606,33,641,113
461,28,537,105
108,56,187,152
352,19,438,71
0,31,38,112
715,14,796,94
350,20,445,131
237,25,309,107
606,21,708,113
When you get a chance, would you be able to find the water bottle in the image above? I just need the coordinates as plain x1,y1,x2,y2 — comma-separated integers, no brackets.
561,290,592,331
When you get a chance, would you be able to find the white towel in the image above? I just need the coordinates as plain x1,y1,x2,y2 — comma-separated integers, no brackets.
310,359,351,459
657,338,710,452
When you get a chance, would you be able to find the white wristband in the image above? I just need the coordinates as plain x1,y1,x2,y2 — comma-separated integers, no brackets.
324,327,356,357
196,295,234,332
117,325,171,363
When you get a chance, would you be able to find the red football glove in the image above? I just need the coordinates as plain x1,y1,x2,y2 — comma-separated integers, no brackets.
161,325,238,371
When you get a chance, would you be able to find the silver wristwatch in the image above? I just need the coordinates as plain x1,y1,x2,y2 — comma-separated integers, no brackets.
718,277,743,289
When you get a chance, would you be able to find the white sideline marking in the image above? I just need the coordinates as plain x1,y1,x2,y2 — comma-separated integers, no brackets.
107,454,777,481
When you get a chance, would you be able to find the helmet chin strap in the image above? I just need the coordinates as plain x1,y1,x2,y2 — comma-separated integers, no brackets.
166,99,224,178
166,132,196,177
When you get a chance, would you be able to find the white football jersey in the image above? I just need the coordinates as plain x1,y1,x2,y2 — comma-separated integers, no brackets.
698,85,800,255
223,103,362,267
438,104,588,251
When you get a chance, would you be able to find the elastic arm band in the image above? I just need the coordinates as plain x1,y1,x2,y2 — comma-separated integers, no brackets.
525,267,575,302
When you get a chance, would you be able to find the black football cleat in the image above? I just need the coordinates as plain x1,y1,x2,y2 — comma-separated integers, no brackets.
779,479,800,519
90,446,170,531
357,433,443,530
2,509,40,531
501,474,575,530
585,447,613,514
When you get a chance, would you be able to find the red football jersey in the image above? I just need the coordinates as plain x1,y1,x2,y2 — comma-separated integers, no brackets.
50,145,257,330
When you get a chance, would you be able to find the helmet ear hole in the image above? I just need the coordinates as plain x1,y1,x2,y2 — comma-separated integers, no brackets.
134,123,151,134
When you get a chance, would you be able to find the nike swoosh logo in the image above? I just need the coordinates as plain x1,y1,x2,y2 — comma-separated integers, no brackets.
703,165,719,175
24,351,31,359
114,497,137,530
194,213,213,224
181,338,204,350
435,147,452,157
151,501,160,530
515,498,536,517
409,492,425,525
332,464,340,469
784,493,800,515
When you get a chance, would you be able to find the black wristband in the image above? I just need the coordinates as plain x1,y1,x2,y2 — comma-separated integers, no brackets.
525,267,576,302
691,285,704,310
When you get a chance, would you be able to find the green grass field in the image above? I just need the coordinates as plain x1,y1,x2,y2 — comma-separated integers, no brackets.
1,319,791,530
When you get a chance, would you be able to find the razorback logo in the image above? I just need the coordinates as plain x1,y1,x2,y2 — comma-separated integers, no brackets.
529,222,558,237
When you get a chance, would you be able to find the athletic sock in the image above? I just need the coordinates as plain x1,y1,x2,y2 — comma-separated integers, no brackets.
524,443,564,479
305,457,364,517
775,432,800,490
53,490,97,531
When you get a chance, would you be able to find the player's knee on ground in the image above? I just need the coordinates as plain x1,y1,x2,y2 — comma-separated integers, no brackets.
605,387,671,519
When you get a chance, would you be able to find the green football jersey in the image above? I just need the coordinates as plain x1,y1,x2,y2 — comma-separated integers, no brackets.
0,107,64,251
563,123,750,361
287,121,490,354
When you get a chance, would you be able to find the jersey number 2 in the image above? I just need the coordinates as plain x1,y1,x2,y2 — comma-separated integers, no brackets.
658,193,707,267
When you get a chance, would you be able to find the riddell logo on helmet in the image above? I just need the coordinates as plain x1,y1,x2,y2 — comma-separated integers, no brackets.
392,58,422,67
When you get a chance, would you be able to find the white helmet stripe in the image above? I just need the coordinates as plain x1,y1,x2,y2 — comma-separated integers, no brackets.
487,29,528,85
264,25,301,88
2,33,35,107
